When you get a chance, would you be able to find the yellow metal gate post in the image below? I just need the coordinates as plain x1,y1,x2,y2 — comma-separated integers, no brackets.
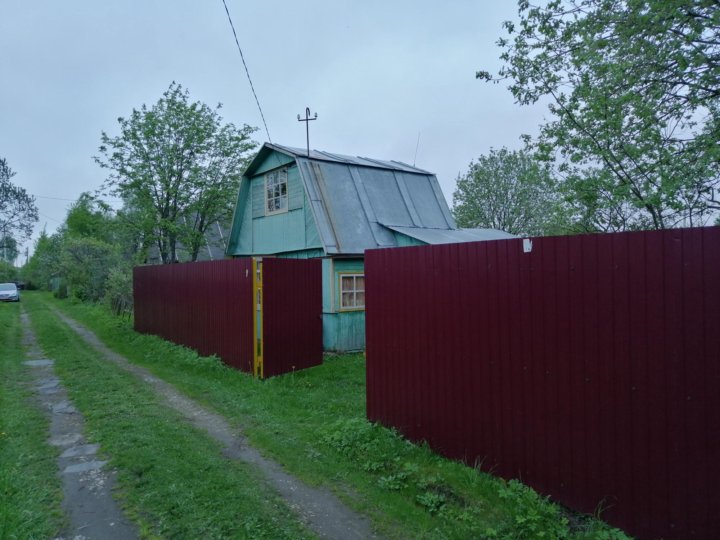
252,257,264,378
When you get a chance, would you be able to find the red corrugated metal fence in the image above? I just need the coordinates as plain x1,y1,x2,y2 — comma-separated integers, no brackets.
133,258,322,377
365,227,720,539
262,258,323,377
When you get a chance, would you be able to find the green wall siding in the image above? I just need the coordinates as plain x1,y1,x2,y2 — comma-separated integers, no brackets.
251,151,294,175
277,249,325,259
322,258,333,313
234,186,253,253
323,311,365,351
321,258,366,351
229,150,323,256
229,149,367,351
252,209,306,253
252,165,304,218
393,231,427,247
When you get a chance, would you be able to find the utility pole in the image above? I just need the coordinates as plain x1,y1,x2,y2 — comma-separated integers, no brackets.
297,107,317,157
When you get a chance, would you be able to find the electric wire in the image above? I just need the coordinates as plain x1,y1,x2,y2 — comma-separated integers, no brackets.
35,195,123,203
220,0,272,143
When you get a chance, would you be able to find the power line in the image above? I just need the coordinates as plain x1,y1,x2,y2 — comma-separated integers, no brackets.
38,212,63,224
221,0,272,143
35,195,123,203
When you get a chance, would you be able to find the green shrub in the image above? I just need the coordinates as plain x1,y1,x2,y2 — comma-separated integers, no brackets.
104,264,133,317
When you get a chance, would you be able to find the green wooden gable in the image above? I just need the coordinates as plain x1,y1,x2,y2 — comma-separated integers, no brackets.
227,148,323,257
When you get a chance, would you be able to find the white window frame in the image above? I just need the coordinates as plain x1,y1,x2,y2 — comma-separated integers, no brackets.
338,272,365,311
264,167,288,216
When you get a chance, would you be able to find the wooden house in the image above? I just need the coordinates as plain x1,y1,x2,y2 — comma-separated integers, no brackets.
226,142,513,351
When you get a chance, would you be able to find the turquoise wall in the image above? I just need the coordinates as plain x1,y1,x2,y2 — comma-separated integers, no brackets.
323,311,366,351
277,249,325,259
229,149,367,351
251,151,294,175
321,258,366,351
393,231,426,247
228,151,323,257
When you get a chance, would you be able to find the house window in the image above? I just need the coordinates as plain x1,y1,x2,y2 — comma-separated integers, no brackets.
265,168,288,215
340,274,365,310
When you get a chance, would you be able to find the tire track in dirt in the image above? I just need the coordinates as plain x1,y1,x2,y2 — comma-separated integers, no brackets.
21,309,138,540
50,307,378,540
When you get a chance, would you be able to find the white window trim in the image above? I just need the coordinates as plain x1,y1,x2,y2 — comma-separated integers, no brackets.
338,272,365,311
264,167,289,216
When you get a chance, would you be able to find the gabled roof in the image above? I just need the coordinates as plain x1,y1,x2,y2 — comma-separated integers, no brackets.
292,148,456,255
230,142,513,257
244,143,432,177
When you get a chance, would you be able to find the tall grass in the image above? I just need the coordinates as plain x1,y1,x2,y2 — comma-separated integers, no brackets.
41,292,629,539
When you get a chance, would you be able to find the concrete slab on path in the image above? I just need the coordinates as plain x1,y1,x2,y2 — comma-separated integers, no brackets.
21,310,139,540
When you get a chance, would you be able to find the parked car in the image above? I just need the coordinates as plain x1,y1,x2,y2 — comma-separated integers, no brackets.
0,282,20,302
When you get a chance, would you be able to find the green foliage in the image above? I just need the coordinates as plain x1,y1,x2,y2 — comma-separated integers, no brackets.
0,259,18,282
480,0,720,230
54,279,68,299
60,236,118,302
25,295,309,539
96,82,258,263
0,234,19,264
452,147,570,235
22,192,145,306
65,192,115,242
496,480,569,539
0,157,39,245
22,229,63,290
103,263,133,317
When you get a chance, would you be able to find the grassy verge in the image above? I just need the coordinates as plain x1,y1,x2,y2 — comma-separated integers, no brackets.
22,295,310,539
40,292,628,539
0,302,64,539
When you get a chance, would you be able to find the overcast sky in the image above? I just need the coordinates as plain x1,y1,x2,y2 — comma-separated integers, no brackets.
0,1,546,260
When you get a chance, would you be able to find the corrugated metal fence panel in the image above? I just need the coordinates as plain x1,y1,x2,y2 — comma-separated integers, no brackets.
133,259,254,373
365,227,720,540
262,258,323,377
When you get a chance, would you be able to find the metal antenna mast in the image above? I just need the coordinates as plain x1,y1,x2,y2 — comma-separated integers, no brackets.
297,107,317,157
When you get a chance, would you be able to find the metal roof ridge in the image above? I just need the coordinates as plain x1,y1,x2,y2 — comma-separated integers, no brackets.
381,223,457,231
389,159,432,173
263,142,435,174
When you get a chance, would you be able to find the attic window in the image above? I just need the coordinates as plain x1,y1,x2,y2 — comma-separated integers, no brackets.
265,168,288,215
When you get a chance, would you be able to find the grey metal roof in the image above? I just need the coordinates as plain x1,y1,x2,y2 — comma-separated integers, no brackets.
233,142,513,257
294,152,456,254
386,226,517,245
263,143,433,175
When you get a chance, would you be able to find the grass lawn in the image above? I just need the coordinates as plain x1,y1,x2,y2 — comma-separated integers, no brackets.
33,292,629,539
0,301,64,538
21,295,310,539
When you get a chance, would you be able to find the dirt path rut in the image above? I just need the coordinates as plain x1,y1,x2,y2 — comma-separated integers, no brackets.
21,309,138,540
51,308,378,540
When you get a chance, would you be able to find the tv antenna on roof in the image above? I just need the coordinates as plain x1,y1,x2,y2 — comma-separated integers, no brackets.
297,107,318,157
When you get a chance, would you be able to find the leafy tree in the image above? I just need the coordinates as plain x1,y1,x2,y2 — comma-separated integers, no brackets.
0,157,39,246
478,0,720,229
0,234,18,264
96,82,258,263
0,259,18,282
453,148,568,235
65,192,115,242
60,236,118,302
22,229,63,290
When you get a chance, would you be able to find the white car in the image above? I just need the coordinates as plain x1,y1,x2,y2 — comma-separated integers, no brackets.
0,282,20,302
